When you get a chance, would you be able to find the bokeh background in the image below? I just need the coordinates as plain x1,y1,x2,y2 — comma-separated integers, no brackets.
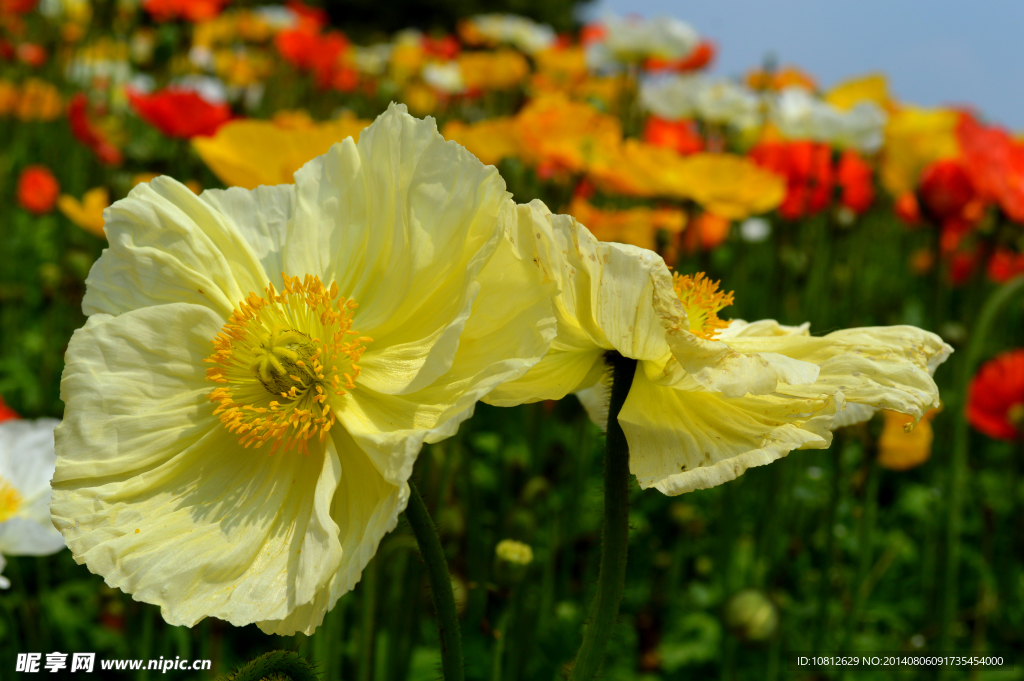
1,0,1023,679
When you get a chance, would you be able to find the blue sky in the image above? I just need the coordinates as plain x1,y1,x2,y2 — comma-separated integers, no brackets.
583,0,1024,129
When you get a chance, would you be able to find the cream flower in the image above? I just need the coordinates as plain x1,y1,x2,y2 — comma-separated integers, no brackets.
50,104,556,635
1,418,66,589
771,87,887,153
640,75,762,131
487,205,951,496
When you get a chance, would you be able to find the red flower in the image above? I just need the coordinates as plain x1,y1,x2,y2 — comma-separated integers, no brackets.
837,151,874,214
0,396,17,423
128,88,233,139
968,349,1024,441
274,27,348,89
286,0,327,30
142,0,228,23
643,117,703,155
917,158,976,222
644,40,716,72
957,114,1024,224
986,249,1024,283
947,249,978,286
68,94,123,165
421,34,459,61
750,140,833,220
17,165,59,215
0,0,37,14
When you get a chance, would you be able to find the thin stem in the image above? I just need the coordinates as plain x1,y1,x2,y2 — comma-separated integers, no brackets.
356,555,378,681
841,455,880,681
939,274,1024,656
568,353,636,681
406,481,464,681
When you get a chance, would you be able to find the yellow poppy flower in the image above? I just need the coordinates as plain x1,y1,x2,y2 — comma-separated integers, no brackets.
442,117,520,166
877,407,940,471
192,115,372,190
58,187,110,238
666,153,786,219
457,49,530,91
488,207,951,495
881,106,961,196
825,73,889,111
51,104,556,635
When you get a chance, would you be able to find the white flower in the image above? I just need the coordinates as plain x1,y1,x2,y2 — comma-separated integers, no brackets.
641,75,762,131
1,419,66,589
771,87,887,153
351,44,393,76
469,14,556,54
422,61,466,94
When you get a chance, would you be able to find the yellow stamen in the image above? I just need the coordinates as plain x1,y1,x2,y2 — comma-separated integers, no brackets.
672,272,735,340
0,477,22,522
204,273,371,456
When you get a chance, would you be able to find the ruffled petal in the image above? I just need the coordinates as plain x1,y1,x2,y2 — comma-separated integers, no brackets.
727,325,951,420
51,304,347,628
197,184,297,291
290,104,510,396
339,219,557,484
486,200,676,405
83,177,279,319
655,311,821,398
619,367,838,495
258,428,407,635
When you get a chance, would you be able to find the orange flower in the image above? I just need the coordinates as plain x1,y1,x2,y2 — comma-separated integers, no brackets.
514,94,621,174
457,49,529,92
275,26,348,89
16,42,46,67
442,117,520,166
894,192,922,226
17,165,60,215
643,116,703,155
683,211,731,252
644,40,716,72
747,65,817,92
968,350,1024,441
567,196,685,251
877,408,940,471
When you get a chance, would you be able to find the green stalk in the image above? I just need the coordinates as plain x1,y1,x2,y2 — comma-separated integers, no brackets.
406,481,464,681
812,444,844,654
841,456,880,681
356,556,378,681
939,275,1024,657
568,353,636,681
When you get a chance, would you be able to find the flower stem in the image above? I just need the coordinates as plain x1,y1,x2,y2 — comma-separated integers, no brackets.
406,480,464,681
569,352,637,681
939,274,1024,658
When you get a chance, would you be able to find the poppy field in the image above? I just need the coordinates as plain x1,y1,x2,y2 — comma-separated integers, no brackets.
1,2,1023,680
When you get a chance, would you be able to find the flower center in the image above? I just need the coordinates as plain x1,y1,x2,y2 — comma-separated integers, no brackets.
205,273,372,456
672,272,734,340
0,476,22,522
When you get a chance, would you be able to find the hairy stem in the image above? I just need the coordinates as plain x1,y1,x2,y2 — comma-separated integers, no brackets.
568,353,637,681
406,481,464,681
